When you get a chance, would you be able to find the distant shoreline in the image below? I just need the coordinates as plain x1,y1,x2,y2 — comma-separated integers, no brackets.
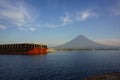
56,48,120,50
48,48,120,52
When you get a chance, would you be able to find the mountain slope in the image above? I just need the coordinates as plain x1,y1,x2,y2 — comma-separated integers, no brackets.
55,35,117,49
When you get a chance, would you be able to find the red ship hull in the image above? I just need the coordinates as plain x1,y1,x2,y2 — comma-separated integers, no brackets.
0,43,48,55
28,48,48,55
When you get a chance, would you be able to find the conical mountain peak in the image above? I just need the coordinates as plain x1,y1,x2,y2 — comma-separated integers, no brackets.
77,35,86,38
55,35,115,49
70,35,91,43
74,35,89,40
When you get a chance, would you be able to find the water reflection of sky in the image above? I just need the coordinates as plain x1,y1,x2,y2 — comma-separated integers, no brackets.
0,50,120,79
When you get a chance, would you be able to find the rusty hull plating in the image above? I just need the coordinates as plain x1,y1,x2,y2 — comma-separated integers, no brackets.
0,43,48,55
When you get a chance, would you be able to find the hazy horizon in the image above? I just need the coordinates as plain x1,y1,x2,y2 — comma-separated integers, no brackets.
0,0,120,47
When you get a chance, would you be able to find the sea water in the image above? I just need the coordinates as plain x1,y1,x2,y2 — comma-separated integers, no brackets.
0,50,120,80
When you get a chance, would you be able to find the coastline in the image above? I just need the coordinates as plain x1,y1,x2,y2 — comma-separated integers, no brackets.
84,72,120,80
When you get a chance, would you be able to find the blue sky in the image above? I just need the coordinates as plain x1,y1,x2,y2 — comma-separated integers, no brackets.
0,0,120,46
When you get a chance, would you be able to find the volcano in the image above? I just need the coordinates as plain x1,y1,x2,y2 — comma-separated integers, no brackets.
55,35,118,49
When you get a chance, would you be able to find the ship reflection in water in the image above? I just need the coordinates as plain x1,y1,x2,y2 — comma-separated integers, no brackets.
0,43,48,55
0,50,120,80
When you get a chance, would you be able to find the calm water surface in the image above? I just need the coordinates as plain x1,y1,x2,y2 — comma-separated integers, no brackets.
0,50,120,80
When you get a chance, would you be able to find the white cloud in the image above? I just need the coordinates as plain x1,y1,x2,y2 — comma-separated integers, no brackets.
46,9,98,28
0,0,39,31
29,27,36,31
0,0,98,30
18,27,36,31
18,27,26,31
0,25,6,30
75,9,97,21
60,12,72,25
46,12,73,28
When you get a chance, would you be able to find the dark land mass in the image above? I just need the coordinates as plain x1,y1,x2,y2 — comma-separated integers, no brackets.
84,72,120,80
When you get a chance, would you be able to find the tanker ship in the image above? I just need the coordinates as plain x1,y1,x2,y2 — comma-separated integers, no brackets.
0,43,48,55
